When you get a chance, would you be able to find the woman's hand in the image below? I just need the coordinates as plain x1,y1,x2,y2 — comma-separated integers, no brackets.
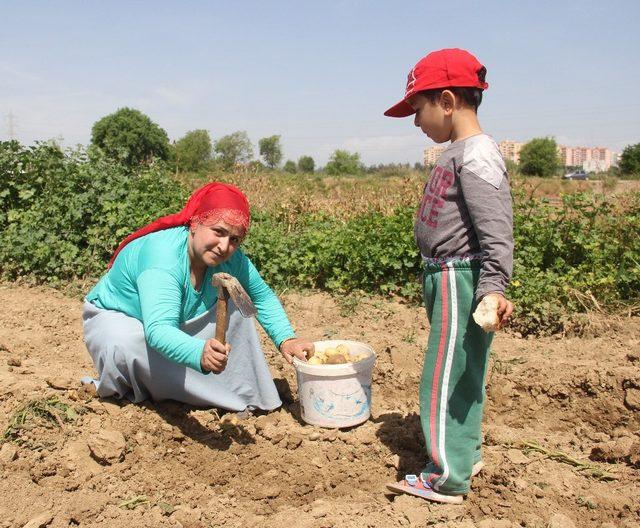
491,293,514,329
280,338,315,364
200,339,231,373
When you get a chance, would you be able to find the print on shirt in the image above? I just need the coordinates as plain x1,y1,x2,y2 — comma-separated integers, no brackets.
417,165,455,228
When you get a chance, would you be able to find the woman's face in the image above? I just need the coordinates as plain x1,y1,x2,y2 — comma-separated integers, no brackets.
189,220,245,268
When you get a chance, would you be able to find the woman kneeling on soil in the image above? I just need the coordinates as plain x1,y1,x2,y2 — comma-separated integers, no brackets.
82,182,313,411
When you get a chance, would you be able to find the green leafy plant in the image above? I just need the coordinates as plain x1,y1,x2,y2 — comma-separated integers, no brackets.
1,140,638,337
522,441,616,481
0,141,187,282
3,396,82,446
118,496,149,510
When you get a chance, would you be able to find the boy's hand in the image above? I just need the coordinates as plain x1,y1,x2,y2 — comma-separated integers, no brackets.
489,293,514,329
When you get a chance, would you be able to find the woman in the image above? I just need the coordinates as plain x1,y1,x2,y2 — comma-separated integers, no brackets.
82,182,314,411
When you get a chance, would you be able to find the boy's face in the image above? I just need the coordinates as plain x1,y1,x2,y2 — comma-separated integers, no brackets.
407,93,452,144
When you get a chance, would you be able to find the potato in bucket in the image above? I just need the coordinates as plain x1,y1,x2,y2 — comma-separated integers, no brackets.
293,340,376,428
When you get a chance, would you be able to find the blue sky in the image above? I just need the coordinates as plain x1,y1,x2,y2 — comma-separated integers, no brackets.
2,1,639,165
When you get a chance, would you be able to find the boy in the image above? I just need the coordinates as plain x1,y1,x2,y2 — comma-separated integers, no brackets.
384,48,514,504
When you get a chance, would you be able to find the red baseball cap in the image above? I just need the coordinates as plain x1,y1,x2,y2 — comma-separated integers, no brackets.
384,48,489,118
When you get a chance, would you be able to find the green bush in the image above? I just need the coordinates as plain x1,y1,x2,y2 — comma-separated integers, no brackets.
245,192,640,336
243,207,422,299
1,140,638,336
508,191,640,335
0,141,187,282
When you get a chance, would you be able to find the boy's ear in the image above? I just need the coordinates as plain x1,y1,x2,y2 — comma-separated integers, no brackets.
440,90,455,114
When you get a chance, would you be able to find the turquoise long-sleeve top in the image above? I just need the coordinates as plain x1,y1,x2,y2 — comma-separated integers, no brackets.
86,226,296,373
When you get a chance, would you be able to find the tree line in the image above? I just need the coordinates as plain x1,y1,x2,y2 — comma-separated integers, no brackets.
90,107,369,176
84,107,640,179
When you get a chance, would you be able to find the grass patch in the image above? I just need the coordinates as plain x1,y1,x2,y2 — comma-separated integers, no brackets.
157,501,175,515
118,496,149,510
3,396,82,447
522,441,616,481
335,291,363,317
490,356,527,378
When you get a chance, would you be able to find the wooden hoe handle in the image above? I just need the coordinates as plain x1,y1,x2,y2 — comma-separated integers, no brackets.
215,287,230,345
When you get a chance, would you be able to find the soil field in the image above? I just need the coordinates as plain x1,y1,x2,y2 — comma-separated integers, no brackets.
0,283,638,528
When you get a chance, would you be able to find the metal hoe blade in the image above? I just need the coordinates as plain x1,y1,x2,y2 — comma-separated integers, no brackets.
211,272,257,318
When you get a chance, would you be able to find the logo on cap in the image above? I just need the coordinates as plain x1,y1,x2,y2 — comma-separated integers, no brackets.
405,67,417,97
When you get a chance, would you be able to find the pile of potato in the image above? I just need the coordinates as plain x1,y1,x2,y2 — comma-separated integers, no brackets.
307,344,369,365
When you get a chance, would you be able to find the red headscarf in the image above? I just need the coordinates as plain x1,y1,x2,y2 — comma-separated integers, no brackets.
108,182,250,268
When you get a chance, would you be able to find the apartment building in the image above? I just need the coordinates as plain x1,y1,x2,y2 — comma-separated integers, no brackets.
425,140,616,172
426,140,524,165
559,145,613,171
423,145,446,166
498,140,523,163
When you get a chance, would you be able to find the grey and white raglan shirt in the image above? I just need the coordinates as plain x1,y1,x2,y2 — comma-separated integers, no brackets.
414,133,514,300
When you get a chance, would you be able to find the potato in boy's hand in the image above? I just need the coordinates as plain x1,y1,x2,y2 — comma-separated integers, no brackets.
473,294,500,332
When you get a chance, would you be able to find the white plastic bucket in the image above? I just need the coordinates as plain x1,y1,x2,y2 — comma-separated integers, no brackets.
292,340,376,428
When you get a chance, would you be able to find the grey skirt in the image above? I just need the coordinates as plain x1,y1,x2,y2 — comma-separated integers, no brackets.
82,301,282,411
